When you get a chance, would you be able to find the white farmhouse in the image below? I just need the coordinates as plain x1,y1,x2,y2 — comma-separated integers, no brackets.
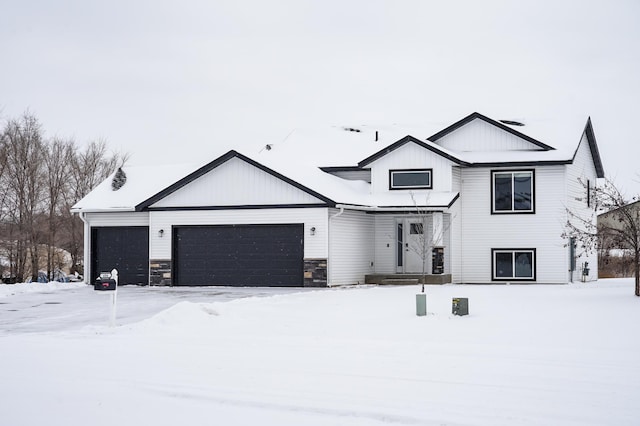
72,112,604,287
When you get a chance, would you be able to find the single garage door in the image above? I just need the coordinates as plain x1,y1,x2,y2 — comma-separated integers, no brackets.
173,224,304,287
91,227,149,285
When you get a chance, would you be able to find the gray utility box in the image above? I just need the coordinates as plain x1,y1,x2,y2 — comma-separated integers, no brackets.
416,294,427,316
452,298,468,316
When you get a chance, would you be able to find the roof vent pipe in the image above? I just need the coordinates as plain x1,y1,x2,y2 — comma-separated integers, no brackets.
375,130,379,141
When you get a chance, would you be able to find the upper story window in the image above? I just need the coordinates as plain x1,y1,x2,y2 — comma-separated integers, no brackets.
492,170,534,214
389,169,432,190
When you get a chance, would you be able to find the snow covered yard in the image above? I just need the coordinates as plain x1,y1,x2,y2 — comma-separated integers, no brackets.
1,280,638,426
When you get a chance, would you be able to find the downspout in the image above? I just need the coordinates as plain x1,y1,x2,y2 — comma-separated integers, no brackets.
78,211,90,284
327,207,345,286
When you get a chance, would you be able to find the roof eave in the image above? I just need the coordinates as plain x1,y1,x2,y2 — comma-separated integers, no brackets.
358,135,468,168
134,150,336,211
71,207,136,214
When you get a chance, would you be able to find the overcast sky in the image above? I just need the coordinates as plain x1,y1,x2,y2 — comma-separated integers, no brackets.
2,0,639,194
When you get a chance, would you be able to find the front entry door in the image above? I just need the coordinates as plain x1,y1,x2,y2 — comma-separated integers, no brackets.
397,218,428,273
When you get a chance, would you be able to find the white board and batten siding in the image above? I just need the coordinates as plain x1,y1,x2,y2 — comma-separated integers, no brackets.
565,132,600,282
459,165,569,284
152,157,324,208
434,118,541,152
149,208,329,261
368,142,455,193
328,209,374,286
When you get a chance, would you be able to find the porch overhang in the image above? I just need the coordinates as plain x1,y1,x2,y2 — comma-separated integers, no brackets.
335,192,459,213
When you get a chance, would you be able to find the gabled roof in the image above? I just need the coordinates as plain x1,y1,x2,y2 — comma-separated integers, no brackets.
135,150,336,211
426,112,556,151
358,135,469,168
73,112,605,214
580,117,605,178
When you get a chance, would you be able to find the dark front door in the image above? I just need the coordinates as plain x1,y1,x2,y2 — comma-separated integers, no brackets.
91,227,149,285
173,224,304,287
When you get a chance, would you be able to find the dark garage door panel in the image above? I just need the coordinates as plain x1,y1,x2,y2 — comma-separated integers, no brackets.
91,227,149,285
174,224,304,287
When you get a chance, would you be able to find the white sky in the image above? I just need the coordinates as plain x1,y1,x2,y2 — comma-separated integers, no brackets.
2,0,639,194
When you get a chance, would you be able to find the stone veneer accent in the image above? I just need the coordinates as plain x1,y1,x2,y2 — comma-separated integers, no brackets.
150,260,172,286
304,258,327,287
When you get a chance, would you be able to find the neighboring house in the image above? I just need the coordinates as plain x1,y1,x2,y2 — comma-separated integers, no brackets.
72,112,604,287
597,200,640,277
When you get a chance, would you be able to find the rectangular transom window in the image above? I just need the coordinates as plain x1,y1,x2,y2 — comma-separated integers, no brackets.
389,169,432,190
492,249,536,281
492,170,534,213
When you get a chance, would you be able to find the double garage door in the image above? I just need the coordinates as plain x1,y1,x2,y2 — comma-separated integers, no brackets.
91,224,304,286
173,224,304,287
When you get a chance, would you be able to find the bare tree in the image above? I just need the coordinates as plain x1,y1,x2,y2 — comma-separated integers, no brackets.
1,113,45,282
59,140,129,274
564,178,640,296
43,137,74,279
0,112,128,282
408,193,453,292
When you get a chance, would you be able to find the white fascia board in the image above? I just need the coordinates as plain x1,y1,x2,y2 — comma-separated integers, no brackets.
70,207,136,214
335,204,449,212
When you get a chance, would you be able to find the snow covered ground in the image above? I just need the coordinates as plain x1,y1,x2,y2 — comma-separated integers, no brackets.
1,279,638,426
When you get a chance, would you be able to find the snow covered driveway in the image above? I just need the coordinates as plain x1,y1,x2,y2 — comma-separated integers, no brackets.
0,283,310,333
1,280,639,425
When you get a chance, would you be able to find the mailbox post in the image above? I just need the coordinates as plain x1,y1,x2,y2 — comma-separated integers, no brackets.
94,269,118,327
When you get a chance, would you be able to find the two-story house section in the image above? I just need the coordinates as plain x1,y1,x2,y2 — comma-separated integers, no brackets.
72,112,604,287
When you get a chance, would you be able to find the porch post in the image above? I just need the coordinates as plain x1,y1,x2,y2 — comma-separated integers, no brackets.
432,212,443,247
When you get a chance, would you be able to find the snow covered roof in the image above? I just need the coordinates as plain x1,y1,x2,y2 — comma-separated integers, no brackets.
71,163,200,212
72,112,603,213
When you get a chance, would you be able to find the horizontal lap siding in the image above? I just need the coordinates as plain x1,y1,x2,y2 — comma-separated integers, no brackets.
329,209,374,285
149,208,328,260
451,168,463,282
460,166,567,283
84,212,149,227
373,213,453,275
374,215,396,273
566,134,599,281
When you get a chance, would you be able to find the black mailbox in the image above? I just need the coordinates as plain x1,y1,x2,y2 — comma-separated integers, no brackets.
95,273,117,291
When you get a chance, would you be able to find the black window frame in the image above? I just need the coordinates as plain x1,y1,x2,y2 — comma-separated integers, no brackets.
491,169,535,214
491,248,536,281
389,169,433,190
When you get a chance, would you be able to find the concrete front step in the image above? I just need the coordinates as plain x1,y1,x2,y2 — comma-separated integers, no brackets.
381,278,419,285
365,274,452,285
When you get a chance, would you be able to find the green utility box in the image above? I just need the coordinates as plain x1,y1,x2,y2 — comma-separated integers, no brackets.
416,294,427,316
452,297,468,316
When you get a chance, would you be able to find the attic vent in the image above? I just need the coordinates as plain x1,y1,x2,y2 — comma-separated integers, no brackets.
111,167,127,191
343,127,361,133
499,120,525,127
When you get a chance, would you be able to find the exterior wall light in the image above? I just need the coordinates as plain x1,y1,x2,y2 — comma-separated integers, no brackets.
310,227,316,236
158,229,164,238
